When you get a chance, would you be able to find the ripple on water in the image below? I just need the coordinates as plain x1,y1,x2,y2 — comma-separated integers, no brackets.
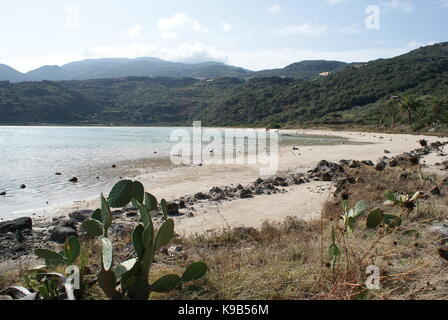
0,127,350,218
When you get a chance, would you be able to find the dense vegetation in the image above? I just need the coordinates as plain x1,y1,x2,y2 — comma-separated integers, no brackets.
0,58,349,83
252,60,348,79
0,42,447,128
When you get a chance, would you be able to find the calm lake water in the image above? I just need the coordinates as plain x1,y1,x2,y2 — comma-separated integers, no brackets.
0,126,348,219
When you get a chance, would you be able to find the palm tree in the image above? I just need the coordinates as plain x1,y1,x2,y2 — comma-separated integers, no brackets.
385,96,400,127
429,97,443,125
399,95,422,125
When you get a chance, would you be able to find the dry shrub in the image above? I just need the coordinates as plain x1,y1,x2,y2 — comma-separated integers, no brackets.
163,166,448,300
2,166,448,300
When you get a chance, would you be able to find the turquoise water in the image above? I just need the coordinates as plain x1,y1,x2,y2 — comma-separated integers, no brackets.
0,126,347,218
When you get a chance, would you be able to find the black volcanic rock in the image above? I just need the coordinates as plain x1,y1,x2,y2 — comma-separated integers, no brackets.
0,217,32,234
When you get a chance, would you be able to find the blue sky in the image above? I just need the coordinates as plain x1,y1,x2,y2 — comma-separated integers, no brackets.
1,0,447,72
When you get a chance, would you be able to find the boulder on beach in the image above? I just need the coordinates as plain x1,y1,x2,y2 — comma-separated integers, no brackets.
211,186,228,199
361,160,374,167
388,158,398,167
126,211,138,218
194,192,209,200
320,172,333,182
238,188,253,199
273,177,288,187
408,155,420,165
314,160,341,173
167,245,184,256
178,200,186,209
0,217,32,234
375,161,387,171
348,160,361,169
419,139,428,147
167,203,180,216
50,226,78,243
57,218,78,229
69,210,94,222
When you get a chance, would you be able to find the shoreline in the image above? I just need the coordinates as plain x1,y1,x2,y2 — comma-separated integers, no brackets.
4,128,448,229
2,128,448,272
0,128,347,219
1,123,447,137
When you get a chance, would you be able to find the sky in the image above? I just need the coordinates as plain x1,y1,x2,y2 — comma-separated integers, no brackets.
0,0,447,72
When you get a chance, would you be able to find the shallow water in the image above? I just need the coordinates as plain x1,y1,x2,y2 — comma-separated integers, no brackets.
0,126,348,218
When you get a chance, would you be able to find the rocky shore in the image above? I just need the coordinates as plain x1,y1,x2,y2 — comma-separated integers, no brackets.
2,138,447,263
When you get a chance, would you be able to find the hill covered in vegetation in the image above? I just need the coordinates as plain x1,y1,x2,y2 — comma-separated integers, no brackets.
0,42,447,128
0,58,253,82
0,58,352,83
251,60,348,79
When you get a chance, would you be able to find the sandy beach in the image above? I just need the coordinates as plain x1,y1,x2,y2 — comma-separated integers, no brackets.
2,128,448,274
31,129,448,236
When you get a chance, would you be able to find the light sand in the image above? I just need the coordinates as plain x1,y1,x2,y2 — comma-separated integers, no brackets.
35,129,448,236
2,129,448,273
175,181,332,236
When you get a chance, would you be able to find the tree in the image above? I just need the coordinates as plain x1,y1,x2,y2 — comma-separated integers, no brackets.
428,97,443,125
385,97,400,127
399,95,422,125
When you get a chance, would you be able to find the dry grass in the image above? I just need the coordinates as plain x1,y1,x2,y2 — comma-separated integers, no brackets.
2,166,448,300
157,165,448,300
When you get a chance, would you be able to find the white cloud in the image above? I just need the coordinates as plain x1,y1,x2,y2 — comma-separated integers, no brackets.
338,23,365,34
2,52,85,73
226,41,427,70
2,40,431,73
65,5,80,30
158,13,207,38
220,22,232,32
270,24,328,36
369,40,387,45
128,24,143,39
82,42,228,64
433,0,448,7
386,0,414,12
268,4,284,13
326,0,348,4
246,30,256,38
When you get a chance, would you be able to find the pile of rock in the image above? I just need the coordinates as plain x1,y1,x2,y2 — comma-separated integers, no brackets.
0,217,32,234
370,141,448,172
308,160,344,182
0,217,52,261
3,139,447,262
173,174,309,209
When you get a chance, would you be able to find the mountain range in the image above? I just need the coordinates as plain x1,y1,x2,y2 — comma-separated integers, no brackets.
0,41,447,128
0,57,350,82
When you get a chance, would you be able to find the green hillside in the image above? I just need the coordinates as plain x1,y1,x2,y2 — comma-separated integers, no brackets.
205,42,448,127
0,58,254,82
252,60,348,79
0,42,447,129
